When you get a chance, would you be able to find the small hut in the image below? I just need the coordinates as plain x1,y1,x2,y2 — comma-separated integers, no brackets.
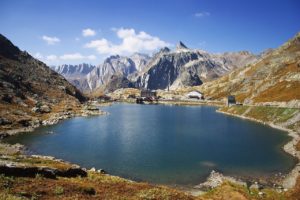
137,90,157,104
186,91,204,100
141,90,157,98
227,95,236,106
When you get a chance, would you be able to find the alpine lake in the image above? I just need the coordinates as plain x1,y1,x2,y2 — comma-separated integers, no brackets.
5,103,296,186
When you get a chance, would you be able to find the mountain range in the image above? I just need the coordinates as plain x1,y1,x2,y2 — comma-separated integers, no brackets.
5,31,298,109
52,42,258,93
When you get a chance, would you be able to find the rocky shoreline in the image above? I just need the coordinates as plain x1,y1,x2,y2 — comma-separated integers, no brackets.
0,104,107,177
0,104,107,138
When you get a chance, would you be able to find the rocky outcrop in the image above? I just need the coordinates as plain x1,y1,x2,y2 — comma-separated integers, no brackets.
32,104,51,114
195,170,246,191
0,164,87,178
103,75,134,93
51,63,96,92
51,63,96,78
176,41,188,50
0,155,87,178
51,63,95,78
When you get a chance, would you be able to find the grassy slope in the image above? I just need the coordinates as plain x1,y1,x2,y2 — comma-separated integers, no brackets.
1,172,300,200
219,106,300,132
0,173,194,200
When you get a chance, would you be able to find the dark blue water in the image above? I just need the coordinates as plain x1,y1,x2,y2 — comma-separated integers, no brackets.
5,103,296,185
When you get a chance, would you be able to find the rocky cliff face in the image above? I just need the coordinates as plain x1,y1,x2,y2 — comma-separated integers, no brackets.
51,63,95,92
135,42,258,90
102,75,134,93
0,34,86,131
51,63,95,78
195,32,300,107
86,54,150,92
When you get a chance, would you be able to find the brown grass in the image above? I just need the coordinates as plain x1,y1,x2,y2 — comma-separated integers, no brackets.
0,172,194,200
285,177,300,200
253,81,300,103
2,155,73,170
274,63,299,77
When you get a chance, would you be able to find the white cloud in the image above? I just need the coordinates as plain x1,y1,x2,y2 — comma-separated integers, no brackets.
60,53,84,60
84,28,170,55
42,35,60,45
194,12,210,17
46,55,58,61
60,53,96,60
82,28,96,37
32,52,97,65
86,55,97,60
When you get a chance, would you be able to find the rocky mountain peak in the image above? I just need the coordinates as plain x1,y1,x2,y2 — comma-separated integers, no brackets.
0,34,86,108
238,51,252,56
105,55,121,62
158,47,171,54
52,63,96,77
0,34,21,60
176,41,188,50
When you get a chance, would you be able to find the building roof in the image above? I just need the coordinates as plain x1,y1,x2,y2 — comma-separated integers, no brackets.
187,90,203,96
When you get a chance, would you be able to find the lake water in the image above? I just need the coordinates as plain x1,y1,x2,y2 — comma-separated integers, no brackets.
5,103,296,186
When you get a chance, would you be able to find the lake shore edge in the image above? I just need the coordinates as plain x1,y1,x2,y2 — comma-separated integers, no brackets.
217,106,300,190
1,102,299,199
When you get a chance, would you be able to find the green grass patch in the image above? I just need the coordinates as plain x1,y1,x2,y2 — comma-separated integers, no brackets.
246,106,298,123
53,186,64,195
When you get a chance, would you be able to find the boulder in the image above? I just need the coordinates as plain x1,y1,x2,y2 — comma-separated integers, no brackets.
1,94,13,103
0,164,87,178
89,167,96,172
0,132,9,139
17,118,31,127
97,169,106,174
40,105,51,113
0,118,12,125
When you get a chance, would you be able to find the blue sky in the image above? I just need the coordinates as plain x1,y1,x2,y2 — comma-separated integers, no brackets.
0,0,299,65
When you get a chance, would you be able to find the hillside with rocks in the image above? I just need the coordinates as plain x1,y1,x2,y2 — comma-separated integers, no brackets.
192,32,300,107
0,34,101,133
